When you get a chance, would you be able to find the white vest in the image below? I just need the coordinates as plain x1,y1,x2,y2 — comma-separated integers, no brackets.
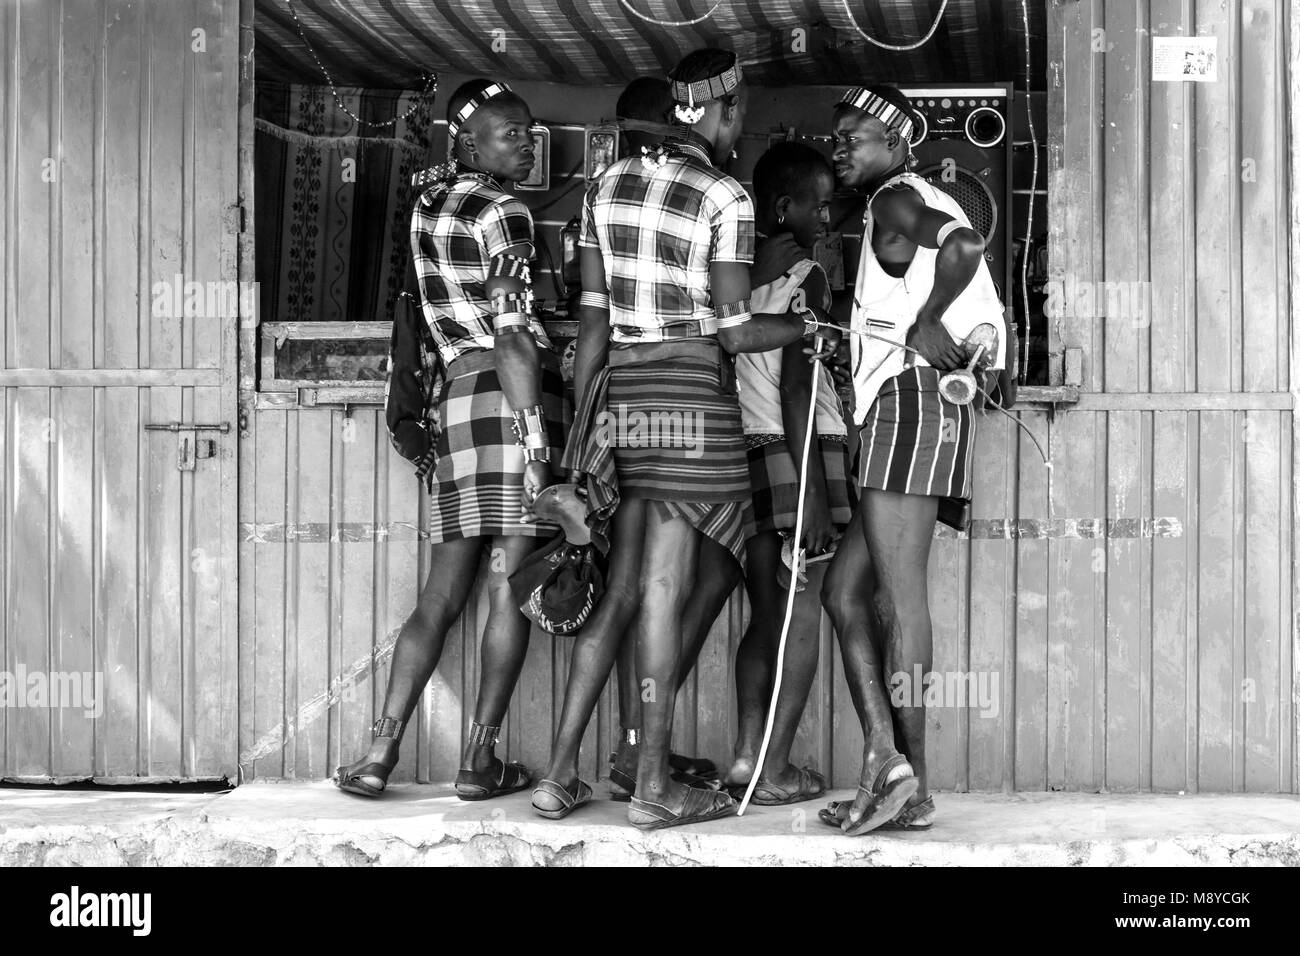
737,259,847,438
850,172,1006,426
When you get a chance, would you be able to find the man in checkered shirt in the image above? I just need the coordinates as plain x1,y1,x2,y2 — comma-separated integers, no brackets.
533,50,838,828
411,164,553,365
336,79,569,805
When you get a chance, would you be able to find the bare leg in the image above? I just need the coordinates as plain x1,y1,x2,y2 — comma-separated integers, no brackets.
727,532,824,792
537,500,647,796
631,504,698,812
856,489,937,816
613,536,740,782
337,537,484,784
462,534,544,775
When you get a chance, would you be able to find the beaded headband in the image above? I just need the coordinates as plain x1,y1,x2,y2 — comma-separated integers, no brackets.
669,61,743,124
448,82,513,141
837,87,916,144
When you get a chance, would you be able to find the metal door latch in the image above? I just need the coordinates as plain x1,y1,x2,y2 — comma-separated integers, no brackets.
145,422,229,471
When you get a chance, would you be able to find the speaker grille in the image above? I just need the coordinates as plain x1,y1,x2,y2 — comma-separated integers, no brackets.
917,166,997,242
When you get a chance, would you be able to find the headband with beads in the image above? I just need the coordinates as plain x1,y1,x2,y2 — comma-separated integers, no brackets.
448,82,513,141
669,61,743,125
837,87,916,144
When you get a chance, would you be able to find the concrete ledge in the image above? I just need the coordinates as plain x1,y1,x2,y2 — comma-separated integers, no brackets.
2,783,1298,866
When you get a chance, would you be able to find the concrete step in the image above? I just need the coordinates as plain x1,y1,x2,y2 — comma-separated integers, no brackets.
2,782,1298,866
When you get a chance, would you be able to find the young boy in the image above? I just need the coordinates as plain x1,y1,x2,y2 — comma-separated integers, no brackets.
723,142,853,804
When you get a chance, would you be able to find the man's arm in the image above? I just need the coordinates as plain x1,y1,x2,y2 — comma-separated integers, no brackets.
487,241,543,418
573,246,611,404
778,270,834,553
872,187,983,370
486,240,550,505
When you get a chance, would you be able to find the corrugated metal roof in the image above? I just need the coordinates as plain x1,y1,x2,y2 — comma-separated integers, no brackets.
254,0,1045,90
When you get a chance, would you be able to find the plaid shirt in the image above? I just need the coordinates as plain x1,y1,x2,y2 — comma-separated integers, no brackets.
581,136,755,343
411,170,553,364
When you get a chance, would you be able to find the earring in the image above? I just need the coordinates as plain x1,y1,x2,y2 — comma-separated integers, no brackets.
778,213,785,225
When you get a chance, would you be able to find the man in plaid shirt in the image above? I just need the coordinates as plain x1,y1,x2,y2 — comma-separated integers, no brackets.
410,164,553,365
533,50,838,828
336,79,569,805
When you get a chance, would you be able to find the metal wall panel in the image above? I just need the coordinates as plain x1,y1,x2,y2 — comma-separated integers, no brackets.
0,0,240,782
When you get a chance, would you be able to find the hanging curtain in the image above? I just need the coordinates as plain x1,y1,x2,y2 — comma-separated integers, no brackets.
255,81,435,324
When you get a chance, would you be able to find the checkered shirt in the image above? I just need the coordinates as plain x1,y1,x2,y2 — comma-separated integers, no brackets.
411,170,553,364
580,137,755,343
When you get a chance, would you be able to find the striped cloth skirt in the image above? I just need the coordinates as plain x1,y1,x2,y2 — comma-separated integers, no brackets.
858,366,974,500
566,338,751,564
427,348,570,544
745,435,856,537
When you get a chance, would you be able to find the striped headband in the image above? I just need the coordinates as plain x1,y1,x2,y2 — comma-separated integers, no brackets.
838,87,915,143
669,61,743,108
448,82,513,140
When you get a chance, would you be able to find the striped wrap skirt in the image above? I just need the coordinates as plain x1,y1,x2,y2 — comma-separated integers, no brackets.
564,338,751,565
427,348,570,543
857,366,975,501
745,435,857,537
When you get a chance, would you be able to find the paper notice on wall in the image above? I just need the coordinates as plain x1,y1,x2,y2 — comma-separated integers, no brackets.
1152,36,1218,82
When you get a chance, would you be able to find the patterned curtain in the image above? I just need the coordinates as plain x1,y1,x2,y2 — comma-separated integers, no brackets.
255,81,436,324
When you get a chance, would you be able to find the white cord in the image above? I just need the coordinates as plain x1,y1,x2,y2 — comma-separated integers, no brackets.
738,350,823,816
840,0,950,52
618,0,722,28
1018,0,1038,384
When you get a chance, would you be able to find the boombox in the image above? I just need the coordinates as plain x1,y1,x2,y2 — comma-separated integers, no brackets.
900,84,1014,305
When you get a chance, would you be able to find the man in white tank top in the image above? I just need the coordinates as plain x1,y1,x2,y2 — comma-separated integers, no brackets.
819,85,1004,836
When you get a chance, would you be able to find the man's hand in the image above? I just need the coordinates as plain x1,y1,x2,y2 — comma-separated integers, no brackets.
750,234,804,288
799,488,835,556
826,342,852,389
520,460,551,519
905,313,964,371
801,306,842,362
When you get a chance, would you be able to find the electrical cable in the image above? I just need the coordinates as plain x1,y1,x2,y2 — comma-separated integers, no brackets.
840,0,951,52
1018,0,1038,385
618,0,723,28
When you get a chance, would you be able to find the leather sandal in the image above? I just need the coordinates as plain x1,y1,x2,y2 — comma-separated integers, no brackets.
455,759,532,801
334,716,403,797
878,795,936,830
531,778,593,820
833,752,919,836
628,785,738,830
748,767,828,806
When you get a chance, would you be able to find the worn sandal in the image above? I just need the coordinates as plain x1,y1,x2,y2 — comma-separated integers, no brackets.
333,716,403,797
608,756,719,802
748,767,828,806
455,759,532,801
877,795,936,830
839,752,919,836
334,761,394,797
628,785,737,830
668,752,718,781
531,777,594,820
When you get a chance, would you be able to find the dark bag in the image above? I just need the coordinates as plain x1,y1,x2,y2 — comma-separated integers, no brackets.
508,534,607,636
385,255,442,490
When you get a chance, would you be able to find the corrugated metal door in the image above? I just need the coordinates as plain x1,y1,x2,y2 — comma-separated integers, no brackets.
0,0,240,781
